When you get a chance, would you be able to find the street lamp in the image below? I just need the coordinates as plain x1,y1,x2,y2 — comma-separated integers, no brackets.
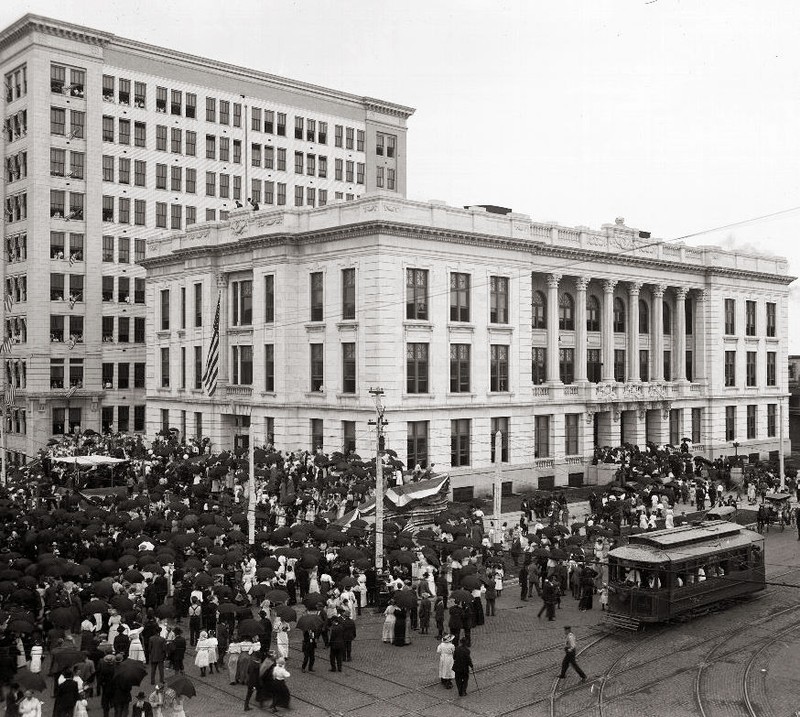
732,441,740,465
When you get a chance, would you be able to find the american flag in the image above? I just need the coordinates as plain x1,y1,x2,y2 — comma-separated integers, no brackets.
66,384,78,399
3,384,15,407
3,293,12,313
69,253,76,267
0,337,12,354
202,293,221,397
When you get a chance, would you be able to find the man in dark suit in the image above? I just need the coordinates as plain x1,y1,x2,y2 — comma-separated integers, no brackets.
148,632,167,685
519,562,529,601
141,618,159,664
171,628,186,674
453,638,473,696
113,627,130,657
328,616,345,672
243,650,263,711
447,604,463,646
340,612,356,662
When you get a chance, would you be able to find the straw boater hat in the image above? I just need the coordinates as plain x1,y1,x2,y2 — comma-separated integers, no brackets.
442,634,454,643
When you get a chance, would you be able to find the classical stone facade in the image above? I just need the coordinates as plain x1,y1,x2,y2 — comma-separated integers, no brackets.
141,195,793,495
0,14,412,462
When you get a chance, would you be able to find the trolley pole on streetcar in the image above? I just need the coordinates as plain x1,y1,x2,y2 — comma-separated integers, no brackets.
493,430,502,529
779,396,786,492
369,388,387,572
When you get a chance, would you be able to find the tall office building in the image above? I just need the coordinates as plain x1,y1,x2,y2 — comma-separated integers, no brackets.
0,14,414,461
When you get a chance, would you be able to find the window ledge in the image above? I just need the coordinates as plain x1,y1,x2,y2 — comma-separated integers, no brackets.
447,392,477,398
448,323,475,333
156,330,170,338
403,393,437,400
305,322,326,332
403,321,433,331
305,391,326,398
488,391,515,397
336,321,358,330
488,324,513,333
229,325,253,333
336,392,358,399
260,391,277,398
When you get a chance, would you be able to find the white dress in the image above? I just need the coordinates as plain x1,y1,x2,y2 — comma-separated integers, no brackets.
29,645,43,673
127,626,146,662
437,642,455,679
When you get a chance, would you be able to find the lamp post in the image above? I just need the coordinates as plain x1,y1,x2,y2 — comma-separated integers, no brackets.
732,441,740,466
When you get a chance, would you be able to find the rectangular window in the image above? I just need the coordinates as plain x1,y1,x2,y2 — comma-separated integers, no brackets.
117,276,129,303
451,419,471,467
171,127,181,154
535,415,550,458
692,407,702,444
118,316,130,343
491,344,510,391
118,157,130,184
231,345,253,385
102,236,114,263
406,269,428,321
193,347,203,389
171,89,182,116
134,82,146,108
102,114,114,141
160,289,170,330
192,283,202,327
118,362,130,390
262,274,275,323
634,349,647,382
450,344,471,393
559,347,575,385
277,183,286,205
119,119,130,146
614,349,626,382
490,276,509,324
335,124,343,147
134,239,145,263
231,279,253,326
101,154,113,183
346,127,354,150
310,343,324,391
134,199,146,226
407,421,429,468
767,403,777,437
171,165,182,192
206,172,216,197
310,272,324,321
746,351,757,387
295,116,304,140
134,278,145,303
341,268,356,320
206,97,216,122
160,347,170,387
745,300,756,336
319,189,327,206
565,414,579,456
766,302,776,338
670,408,682,444
747,404,757,440
185,167,196,193
376,166,384,188
406,343,429,394
186,93,196,118
725,405,736,441
663,350,672,381
219,136,230,162
310,418,323,451
686,350,694,383
156,202,167,228
356,162,365,184
724,350,736,387
276,112,286,136
346,160,354,182
335,158,343,181
264,344,275,392
449,273,470,322
532,347,546,385
587,348,601,383
118,237,130,263
767,351,776,386
341,342,356,393
156,163,167,189
171,204,182,230
156,125,167,151
134,121,146,147
724,298,736,335
51,107,66,136
156,86,167,112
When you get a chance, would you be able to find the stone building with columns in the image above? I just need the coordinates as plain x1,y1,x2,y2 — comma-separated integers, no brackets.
141,194,793,495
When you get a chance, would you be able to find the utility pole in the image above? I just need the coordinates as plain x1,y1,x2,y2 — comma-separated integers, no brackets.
493,430,502,527
368,388,387,572
248,416,256,545
779,396,786,492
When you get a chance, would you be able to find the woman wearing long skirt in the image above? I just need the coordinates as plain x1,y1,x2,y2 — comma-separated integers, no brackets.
382,601,396,644
226,640,241,684
436,635,455,689
127,625,146,662
194,631,212,677
270,657,291,713
393,607,407,646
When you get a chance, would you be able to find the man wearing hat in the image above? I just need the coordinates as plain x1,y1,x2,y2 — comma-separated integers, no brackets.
131,690,154,717
453,638,473,697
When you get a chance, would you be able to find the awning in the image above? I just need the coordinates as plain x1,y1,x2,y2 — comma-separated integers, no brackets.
52,455,129,467
385,474,449,508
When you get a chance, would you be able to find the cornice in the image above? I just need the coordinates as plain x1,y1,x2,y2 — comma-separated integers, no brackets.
141,218,796,286
0,14,112,49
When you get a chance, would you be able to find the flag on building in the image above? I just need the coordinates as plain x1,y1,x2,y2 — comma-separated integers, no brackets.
3,294,12,313
0,337,12,354
66,384,78,399
69,253,76,267
4,384,15,407
202,293,221,396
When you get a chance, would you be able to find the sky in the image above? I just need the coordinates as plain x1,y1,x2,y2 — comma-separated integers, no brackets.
4,0,800,345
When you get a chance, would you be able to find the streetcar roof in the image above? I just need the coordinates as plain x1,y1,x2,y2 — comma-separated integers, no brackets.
609,531,756,564
626,521,744,549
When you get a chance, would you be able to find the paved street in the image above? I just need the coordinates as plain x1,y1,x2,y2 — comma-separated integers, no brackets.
28,515,800,717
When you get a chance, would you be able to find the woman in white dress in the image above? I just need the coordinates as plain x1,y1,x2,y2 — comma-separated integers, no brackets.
226,640,241,684
493,567,504,598
382,600,397,643
436,634,455,688
194,631,212,677
29,641,43,673
127,624,146,662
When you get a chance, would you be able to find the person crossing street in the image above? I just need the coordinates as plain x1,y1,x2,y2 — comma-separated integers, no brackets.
557,626,586,683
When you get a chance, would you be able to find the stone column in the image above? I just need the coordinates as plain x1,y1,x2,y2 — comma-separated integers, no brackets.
652,284,665,382
628,282,642,381
693,289,708,383
575,276,589,383
546,273,561,384
601,280,617,382
675,287,687,382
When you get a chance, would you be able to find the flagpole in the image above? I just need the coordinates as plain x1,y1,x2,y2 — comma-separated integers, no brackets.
1,403,6,487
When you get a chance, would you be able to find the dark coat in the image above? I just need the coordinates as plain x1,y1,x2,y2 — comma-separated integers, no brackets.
453,644,472,673
341,617,356,642
328,621,346,649
53,678,80,717
447,605,463,631
148,634,167,663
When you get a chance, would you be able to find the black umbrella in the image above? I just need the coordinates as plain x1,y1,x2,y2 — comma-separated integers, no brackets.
167,673,196,698
114,659,147,687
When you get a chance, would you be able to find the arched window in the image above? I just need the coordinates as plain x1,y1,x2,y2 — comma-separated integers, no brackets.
559,293,575,331
663,302,672,335
532,290,546,329
613,297,625,332
586,295,601,332
638,299,649,334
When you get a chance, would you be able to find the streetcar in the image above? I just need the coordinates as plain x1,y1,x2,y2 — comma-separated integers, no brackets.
606,521,765,623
